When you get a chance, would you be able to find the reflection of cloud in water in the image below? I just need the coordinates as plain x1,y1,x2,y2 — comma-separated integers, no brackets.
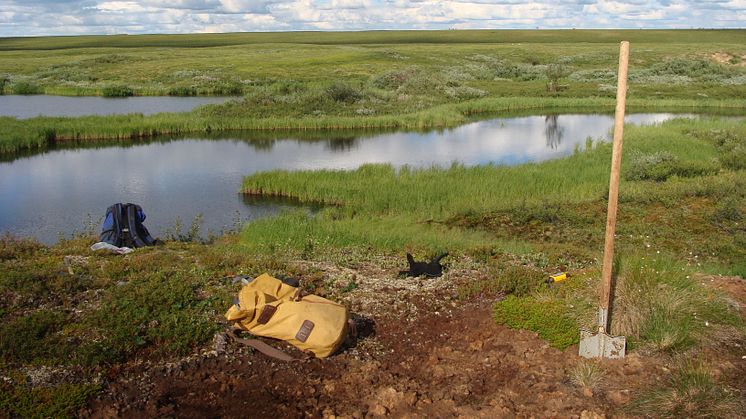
0,113,695,243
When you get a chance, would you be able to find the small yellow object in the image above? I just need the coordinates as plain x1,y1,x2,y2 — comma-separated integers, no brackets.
549,272,568,283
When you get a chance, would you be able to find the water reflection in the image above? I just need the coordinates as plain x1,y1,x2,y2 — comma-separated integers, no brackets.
0,95,234,119
544,115,564,150
0,113,706,243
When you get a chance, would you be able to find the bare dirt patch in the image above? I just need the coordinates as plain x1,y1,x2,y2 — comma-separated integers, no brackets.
83,300,667,418
711,52,746,67
82,264,745,418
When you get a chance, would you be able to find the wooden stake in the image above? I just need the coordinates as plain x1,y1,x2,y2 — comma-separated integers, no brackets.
599,41,630,333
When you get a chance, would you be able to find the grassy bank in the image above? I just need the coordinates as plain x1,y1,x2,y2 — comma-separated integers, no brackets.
241,117,745,267
3,96,746,155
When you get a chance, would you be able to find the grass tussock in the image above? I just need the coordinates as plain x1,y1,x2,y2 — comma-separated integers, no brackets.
611,256,742,353
631,359,744,418
570,360,607,392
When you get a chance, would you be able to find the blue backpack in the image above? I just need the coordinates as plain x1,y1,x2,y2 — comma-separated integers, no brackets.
100,203,156,248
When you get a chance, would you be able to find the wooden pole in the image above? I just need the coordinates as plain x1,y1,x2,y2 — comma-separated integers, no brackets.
599,41,630,333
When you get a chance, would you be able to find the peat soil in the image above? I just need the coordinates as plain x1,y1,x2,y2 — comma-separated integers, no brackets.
82,271,745,418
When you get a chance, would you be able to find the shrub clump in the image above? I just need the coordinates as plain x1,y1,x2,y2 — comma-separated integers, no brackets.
371,69,412,90
0,310,70,364
12,81,41,95
710,129,746,171
0,75,9,94
626,151,719,182
325,81,363,103
168,86,197,96
101,85,134,97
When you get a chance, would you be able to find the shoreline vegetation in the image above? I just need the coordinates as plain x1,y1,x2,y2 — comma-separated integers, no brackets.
2,97,746,155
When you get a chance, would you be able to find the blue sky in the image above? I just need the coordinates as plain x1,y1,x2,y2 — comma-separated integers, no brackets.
0,0,744,37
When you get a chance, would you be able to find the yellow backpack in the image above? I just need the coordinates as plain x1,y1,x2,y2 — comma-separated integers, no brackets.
225,273,349,360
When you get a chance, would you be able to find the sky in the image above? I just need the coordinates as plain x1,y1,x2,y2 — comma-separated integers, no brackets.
0,0,744,37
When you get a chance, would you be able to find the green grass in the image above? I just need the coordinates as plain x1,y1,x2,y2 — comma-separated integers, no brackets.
0,383,100,419
241,117,743,220
630,359,744,418
3,95,744,156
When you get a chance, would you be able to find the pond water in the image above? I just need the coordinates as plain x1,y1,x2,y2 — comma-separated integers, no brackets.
0,113,697,243
0,95,234,118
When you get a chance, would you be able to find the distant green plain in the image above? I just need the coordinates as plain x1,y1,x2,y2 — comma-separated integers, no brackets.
1,29,746,155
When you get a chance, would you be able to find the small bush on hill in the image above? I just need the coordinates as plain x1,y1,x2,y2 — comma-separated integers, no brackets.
371,69,412,90
626,151,719,182
325,81,362,103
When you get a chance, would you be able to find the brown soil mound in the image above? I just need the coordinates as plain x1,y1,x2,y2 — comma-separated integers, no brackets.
83,299,664,418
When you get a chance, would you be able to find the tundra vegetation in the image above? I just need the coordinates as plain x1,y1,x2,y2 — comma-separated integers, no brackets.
1,30,745,417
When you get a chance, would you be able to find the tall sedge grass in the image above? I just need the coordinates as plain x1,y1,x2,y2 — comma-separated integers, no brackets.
242,117,742,219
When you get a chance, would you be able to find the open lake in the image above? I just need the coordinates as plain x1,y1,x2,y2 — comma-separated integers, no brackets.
0,113,699,243
0,95,234,118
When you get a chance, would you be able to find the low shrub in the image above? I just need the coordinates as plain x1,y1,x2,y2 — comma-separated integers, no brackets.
12,81,41,95
325,81,363,103
82,270,223,364
494,265,547,297
168,86,197,96
625,151,719,182
0,310,70,364
101,85,134,97
0,234,42,261
0,384,100,419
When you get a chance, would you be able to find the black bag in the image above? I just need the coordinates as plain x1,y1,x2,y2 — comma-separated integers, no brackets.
100,203,156,248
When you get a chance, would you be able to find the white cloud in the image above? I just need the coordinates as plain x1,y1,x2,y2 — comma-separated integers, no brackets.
0,0,744,36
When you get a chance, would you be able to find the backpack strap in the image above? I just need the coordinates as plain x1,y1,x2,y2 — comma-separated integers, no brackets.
228,328,309,362
125,204,156,247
